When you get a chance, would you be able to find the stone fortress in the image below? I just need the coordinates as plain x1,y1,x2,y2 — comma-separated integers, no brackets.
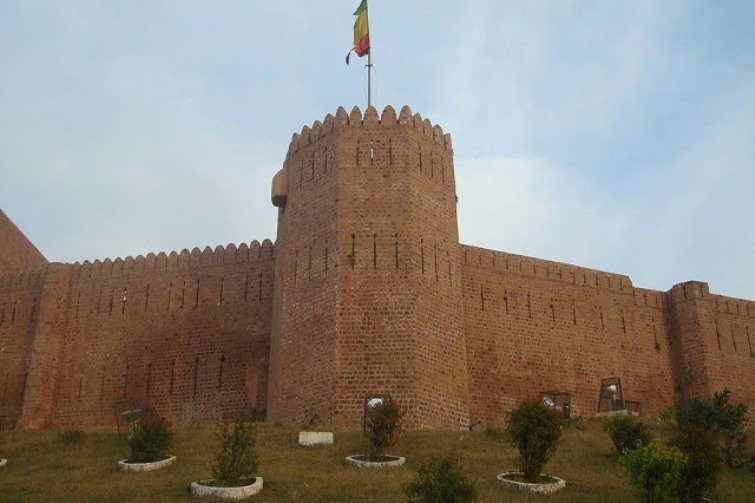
0,105,752,431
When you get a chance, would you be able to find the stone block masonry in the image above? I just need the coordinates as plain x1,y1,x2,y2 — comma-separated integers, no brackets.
0,105,752,430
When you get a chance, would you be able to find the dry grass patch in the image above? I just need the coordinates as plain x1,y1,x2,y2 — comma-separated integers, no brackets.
0,420,752,502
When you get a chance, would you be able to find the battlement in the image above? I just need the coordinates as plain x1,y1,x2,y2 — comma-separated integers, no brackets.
72,240,275,279
285,105,453,160
461,244,633,294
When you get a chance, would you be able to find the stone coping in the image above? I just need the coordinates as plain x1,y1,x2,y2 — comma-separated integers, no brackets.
345,454,405,468
117,454,177,472
298,431,334,446
496,472,566,494
190,477,263,499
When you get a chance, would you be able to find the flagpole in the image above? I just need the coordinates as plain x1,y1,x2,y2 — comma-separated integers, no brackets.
367,51,372,108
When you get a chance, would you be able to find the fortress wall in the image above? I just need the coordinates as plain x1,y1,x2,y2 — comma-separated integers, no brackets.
268,119,340,424
44,242,274,427
0,271,46,428
667,282,755,422
0,209,47,273
461,245,675,426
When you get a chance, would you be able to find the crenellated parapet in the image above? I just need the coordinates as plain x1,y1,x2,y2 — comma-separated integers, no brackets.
285,105,453,160
72,240,275,279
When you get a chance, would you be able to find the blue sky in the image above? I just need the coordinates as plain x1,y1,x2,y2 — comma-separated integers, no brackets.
1,1,753,300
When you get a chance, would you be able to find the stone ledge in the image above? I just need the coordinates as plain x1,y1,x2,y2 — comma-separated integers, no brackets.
117,455,176,472
190,477,263,499
298,431,334,446
496,472,566,494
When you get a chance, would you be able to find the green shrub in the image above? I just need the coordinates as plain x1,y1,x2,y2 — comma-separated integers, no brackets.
606,414,652,454
405,451,477,503
57,429,85,445
507,400,564,483
620,441,687,503
128,413,173,463
212,418,259,487
670,426,722,502
675,388,748,468
364,399,402,461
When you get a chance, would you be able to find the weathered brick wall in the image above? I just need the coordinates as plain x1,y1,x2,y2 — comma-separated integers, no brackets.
270,106,470,429
462,246,677,426
668,282,755,424
0,270,46,428
0,209,47,273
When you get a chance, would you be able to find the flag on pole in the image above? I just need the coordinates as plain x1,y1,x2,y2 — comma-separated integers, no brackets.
346,0,370,65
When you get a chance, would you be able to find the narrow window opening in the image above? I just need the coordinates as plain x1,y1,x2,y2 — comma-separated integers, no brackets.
30,296,36,321
108,288,114,316
218,356,225,391
122,365,130,398
181,281,186,308
600,309,605,330
394,234,399,269
0,302,5,325
308,246,312,281
144,285,150,312
746,327,753,356
419,151,423,172
244,273,249,302
168,282,173,309
373,234,377,269
389,140,394,165
2,374,8,405
169,361,176,395
194,278,200,308
99,369,105,400
351,236,357,266
122,288,127,314
11,301,16,323
258,273,263,301
146,363,152,396
219,275,224,305
434,245,439,282
192,358,199,400
503,292,509,314
78,376,83,401
550,304,555,322
420,238,425,274
370,142,374,165
731,328,737,352
621,315,626,333
480,286,485,311
325,239,329,271
715,323,722,350
75,294,80,319
572,305,577,326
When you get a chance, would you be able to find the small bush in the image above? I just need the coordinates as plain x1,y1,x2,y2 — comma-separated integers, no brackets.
620,441,687,503
212,418,259,487
364,399,402,461
405,452,477,503
675,388,748,468
57,429,85,445
670,426,722,502
128,413,173,463
507,400,564,483
606,414,652,454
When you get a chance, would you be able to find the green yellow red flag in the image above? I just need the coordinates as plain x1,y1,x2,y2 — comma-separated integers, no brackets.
346,0,370,64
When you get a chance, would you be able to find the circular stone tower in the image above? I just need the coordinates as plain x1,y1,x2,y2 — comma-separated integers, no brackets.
268,105,469,429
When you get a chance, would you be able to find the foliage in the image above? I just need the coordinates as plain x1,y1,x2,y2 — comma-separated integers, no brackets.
675,388,749,468
507,400,564,483
212,418,259,487
128,413,173,463
606,414,653,455
364,399,403,461
57,429,85,445
620,441,687,503
405,451,477,503
670,426,722,503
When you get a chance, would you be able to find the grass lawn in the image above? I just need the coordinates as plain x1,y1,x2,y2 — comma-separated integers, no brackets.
0,418,752,502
